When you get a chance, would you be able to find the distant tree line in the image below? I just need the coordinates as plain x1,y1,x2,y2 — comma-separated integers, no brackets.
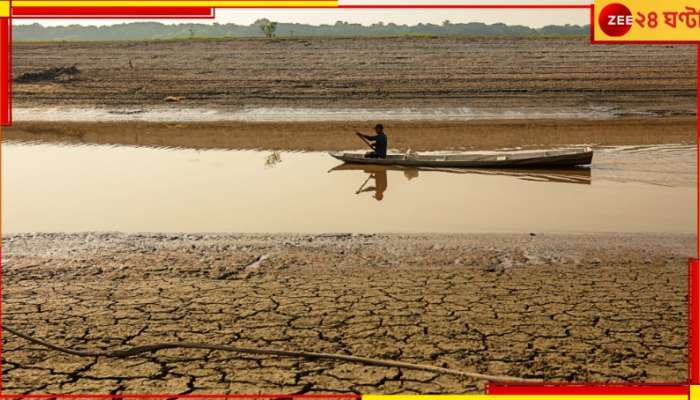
13,20,589,41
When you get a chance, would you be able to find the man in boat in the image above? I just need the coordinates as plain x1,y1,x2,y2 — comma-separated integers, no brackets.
356,124,388,159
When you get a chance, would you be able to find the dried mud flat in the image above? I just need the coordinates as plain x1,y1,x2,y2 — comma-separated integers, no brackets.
2,233,693,395
11,37,697,113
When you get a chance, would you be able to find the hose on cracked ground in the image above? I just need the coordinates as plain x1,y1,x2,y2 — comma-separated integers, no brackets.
2,324,541,384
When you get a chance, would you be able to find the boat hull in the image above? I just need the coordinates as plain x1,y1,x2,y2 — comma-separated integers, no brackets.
329,149,593,168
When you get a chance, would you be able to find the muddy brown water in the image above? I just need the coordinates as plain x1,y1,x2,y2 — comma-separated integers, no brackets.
2,141,695,234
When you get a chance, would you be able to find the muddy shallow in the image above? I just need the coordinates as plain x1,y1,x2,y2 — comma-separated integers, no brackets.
2,141,695,234
6,117,696,152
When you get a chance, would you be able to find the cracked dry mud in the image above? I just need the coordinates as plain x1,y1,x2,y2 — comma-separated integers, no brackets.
2,233,693,395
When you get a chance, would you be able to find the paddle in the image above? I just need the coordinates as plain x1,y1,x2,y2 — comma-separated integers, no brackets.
355,174,373,194
355,131,375,151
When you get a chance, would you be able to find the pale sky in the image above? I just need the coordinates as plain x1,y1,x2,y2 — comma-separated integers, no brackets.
13,0,591,28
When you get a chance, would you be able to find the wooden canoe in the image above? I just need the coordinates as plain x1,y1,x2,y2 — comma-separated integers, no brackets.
329,148,593,168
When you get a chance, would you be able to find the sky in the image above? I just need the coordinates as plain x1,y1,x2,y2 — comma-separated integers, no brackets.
12,0,591,28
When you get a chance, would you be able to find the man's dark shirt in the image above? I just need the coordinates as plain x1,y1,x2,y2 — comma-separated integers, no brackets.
365,133,387,158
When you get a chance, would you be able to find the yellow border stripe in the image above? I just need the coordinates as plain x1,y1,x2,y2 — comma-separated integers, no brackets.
13,0,336,6
692,385,700,400
365,396,688,400
0,1,9,16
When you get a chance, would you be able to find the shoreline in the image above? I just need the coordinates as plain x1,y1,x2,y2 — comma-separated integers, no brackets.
5,117,696,151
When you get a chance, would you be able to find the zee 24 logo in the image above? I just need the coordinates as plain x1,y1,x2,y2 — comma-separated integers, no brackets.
599,2,700,37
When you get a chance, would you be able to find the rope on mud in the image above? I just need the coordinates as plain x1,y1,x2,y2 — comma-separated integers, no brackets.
3,324,539,383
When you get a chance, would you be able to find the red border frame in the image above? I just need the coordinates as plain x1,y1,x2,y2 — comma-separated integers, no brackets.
487,384,692,395
12,7,215,17
0,3,699,398
692,258,699,384
1,16,10,126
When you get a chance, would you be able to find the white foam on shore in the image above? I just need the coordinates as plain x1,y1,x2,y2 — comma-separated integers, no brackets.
12,106,620,123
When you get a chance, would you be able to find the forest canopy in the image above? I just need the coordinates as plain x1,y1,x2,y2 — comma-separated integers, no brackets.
13,20,589,41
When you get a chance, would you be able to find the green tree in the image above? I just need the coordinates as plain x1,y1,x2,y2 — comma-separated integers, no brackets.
257,19,278,38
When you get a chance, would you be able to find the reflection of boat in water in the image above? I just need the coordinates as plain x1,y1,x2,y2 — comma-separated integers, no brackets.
329,148,593,168
329,163,592,186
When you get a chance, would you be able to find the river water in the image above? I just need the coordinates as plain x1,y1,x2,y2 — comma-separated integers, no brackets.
2,141,695,234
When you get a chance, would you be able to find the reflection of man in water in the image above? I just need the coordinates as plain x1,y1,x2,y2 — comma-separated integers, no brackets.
358,169,388,201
